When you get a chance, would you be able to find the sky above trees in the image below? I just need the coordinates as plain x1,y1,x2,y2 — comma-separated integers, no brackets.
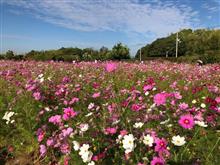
0,0,220,55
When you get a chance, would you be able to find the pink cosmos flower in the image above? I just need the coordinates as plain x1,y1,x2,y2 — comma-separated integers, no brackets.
62,76,70,83
178,114,195,129
62,127,73,137
60,143,70,154
179,103,189,110
105,63,117,72
143,84,153,91
92,152,106,161
92,92,101,98
107,105,114,113
33,92,41,100
64,156,70,165
154,93,167,106
150,156,165,165
37,128,45,142
105,127,117,135
48,115,62,125
63,100,68,105
155,138,167,152
171,100,176,106
40,145,47,157
131,104,142,111
215,97,220,103
63,107,77,120
207,85,218,93
173,92,182,99
194,112,203,121
46,138,54,146
120,130,128,136
69,97,79,105
170,81,177,88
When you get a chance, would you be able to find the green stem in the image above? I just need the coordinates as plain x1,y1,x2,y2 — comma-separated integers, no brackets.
180,128,200,161
206,137,220,161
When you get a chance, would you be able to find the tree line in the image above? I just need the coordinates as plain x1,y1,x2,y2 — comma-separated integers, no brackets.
0,43,130,61
1,28,220,63
135,29,220,60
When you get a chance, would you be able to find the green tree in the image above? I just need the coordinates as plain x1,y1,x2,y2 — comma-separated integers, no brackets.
5,50,15,59
136,28,220,59
111,43,130,60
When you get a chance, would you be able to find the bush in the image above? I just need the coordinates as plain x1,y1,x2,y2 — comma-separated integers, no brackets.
199,51,220,64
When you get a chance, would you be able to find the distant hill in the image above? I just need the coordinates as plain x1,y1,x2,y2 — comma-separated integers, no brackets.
135,29,220,59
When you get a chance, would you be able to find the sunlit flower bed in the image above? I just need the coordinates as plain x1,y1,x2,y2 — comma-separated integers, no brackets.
0,60,220,165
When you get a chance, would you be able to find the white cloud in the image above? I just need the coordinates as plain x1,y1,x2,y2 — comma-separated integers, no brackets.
202,2,220,13
3,0,199,39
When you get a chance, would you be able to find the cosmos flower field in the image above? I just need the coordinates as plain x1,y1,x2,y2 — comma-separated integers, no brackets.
0,60,220,165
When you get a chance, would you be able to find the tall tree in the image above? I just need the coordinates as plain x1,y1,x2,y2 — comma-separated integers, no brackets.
111,43,130,60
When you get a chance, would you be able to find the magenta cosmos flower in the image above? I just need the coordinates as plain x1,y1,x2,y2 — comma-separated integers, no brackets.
105,63,117,72
131,103,142,111
178,114,195,129
155,138,167,152
151,156,165,165
154,93,167,106
63,107,77,120
105,127,117,135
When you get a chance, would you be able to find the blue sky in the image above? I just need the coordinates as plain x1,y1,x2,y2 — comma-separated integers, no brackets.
0,0,220,56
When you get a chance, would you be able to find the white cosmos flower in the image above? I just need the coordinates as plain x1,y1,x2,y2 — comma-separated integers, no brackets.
160,118,170,125
122,134,135,154
36,74,44,83
79,144,93,163
150,103,156,109
133,122,144,128
143,134,154,147
80,123,89,132
145,91,149,96
10,120,15,124
112,119,120,125
79,144,90,155
88,161,95,165
192,100,197,104
172,135,186,146
39,77,44,83
116,135,123,144
38,74,43,78
44,107,51,112
195,121,208,127
85,112,93,117
200,103,206,108
72,141,80,151
2,111,15,124
88,103,95,110
81,151,93,163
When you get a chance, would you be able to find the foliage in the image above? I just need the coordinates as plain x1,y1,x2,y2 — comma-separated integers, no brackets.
5,50,15,60
111,43,130,60
0,43,130,62
135,28,220,61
